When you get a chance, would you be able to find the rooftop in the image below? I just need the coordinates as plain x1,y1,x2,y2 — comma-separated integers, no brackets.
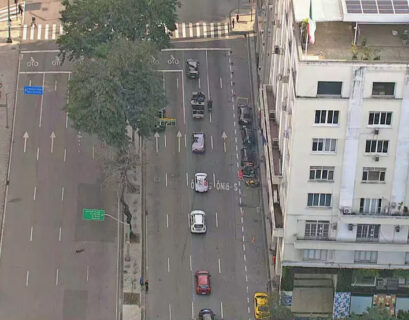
301,22,409,63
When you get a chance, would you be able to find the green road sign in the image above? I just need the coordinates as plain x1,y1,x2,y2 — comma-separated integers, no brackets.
83,208,105,221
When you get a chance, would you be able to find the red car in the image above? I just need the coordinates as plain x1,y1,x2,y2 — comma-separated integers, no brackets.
195,271,211,295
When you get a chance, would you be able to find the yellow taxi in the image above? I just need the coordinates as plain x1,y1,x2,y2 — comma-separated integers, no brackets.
254,292,270,319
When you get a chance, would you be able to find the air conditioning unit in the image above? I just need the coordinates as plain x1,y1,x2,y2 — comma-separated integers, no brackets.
395,225,400,232
272,138,279,149
373,155,380,162
348,224,354,231
278,74,289,83
343,207,352,215
373,128,379,135
274,46,281,54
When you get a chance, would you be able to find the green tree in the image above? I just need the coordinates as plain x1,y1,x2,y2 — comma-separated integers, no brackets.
58,0,178,60
347,307,395,320
66,39,166,148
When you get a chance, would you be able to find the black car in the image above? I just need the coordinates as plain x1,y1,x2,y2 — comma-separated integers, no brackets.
241,126,255,146
199,308,215,320
191,91,206,105
240,147,257,167
186,59,199,79
238,104,253,125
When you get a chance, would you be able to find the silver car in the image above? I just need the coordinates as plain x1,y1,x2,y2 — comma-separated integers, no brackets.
192,133,205,153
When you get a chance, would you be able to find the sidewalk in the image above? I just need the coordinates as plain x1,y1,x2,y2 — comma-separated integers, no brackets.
0,2,22,44
230,6,256,34
0,45,19,252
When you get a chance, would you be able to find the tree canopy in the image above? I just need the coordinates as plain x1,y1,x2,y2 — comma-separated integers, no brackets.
66,40,166,148
346,307,409,320
58,0,178,60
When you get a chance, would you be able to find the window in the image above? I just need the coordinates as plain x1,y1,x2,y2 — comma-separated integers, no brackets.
362,167,386,183
317,81,342,95
372,82,395,96
307,193,332,207
309,166,334,181
314,110,339,125
354,251,377,263
303,249,328,261
406,253,409,265
368,112,392,126
365,140,389,154
356,224,380,241
305,221,329,239
312,138,337,153
360,198,382,214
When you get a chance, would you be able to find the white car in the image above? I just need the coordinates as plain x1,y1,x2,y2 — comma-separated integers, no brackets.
190,210,206,234
195,173,209,192
192,133,205,153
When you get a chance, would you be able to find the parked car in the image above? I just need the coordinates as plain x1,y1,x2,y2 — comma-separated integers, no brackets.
195,270,211,295
195,173,209,192
241,126,255,146
240,147,257,167
238,104,253,125
190,210,206,234
199,308,215,320
192,133,205,153
254,292,270,319
186,59,199,79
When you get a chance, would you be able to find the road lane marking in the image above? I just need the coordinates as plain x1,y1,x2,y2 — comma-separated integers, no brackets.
192,301,194,319
59,227,62,241
61,187,64,201
241,216,244,224
246,286,249,293
239,197,242,205
30,226,33,241
167,257,170,272
218,23,222,37
243,243,246,252
176,77,179,88
54,80,57,91
215,212,218,228
245,274,248,282
186,172,188,187
23,24,27,40
196,23,200,37
210,23,214,37
38,73,45,127
244,264,247,272
33,186,37,200
165,173,168,187
244,254,247,262
205,50,210,99
189,255,192,271
30,26,34,40
164,134,167,147
213,173,215,187
25,271,29,287
52,24,56,40
169,304,172,320
45,24,49,40
55,268,59,286
37,24,42,39
247,297,250,303
182,23,186,38
198,77,201,89
92,145,95,159
189,22,193,37
220,77,223,88
65,113,68,128
248,306,250,314
29,79,32,86
166,214,169,228
64,148,66,162
203,23,207,38
241,225,244,233
86,265,89,282
36,147,39,160
242,234,245,242
50,131,56,153
235,136,237,144
211,135,213,150
209,112,212,123
218,258,221,273
184,134,187,147
220,301,224,319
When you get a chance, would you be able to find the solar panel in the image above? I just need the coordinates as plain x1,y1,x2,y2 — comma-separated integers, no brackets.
344,0,409,13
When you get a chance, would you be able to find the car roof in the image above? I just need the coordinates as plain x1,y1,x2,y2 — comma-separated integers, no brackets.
191,210,205,215
197,272,209,284
193,132,204,137
195,173,207,179
192,214,204,224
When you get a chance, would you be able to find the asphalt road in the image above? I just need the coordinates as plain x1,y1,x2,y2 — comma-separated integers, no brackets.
145,37,268,320
0,46,120,320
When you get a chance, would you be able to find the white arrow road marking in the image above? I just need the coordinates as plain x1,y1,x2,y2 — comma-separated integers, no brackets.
50,132,56,153
222,131,227,152
23,132,29,153
177,131,182,153
154,132,160,153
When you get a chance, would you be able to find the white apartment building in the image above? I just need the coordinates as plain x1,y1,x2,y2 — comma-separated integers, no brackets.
256,0,409,274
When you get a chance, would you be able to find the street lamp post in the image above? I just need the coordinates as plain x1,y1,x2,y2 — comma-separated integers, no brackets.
7,0,13,43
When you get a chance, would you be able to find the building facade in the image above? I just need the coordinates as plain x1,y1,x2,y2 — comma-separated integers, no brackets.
256,0,409,275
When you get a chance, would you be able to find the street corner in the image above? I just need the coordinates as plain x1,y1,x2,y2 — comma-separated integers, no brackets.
229,6,256,35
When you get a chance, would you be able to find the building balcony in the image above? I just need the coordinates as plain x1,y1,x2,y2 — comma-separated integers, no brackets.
269,120,282,184
294,238,409,252
339,209,409,225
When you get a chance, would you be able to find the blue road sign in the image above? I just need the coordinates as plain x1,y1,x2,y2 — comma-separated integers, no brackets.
24,86,43,95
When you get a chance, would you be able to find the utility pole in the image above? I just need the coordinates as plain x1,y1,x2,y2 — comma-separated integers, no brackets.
7,0,12,43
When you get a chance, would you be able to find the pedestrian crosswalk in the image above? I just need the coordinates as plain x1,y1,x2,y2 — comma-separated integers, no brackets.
169,22,230,40
20,21,229,42
0,3,23,22
22,23,64,41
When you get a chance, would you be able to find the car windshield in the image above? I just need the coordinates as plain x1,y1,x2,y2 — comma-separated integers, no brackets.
199,284,208,289
259,306,269,312
195,224,204,228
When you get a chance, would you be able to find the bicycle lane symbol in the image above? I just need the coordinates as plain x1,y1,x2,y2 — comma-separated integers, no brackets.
167,54,179,65
52,56,61,66
27,57,39,67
